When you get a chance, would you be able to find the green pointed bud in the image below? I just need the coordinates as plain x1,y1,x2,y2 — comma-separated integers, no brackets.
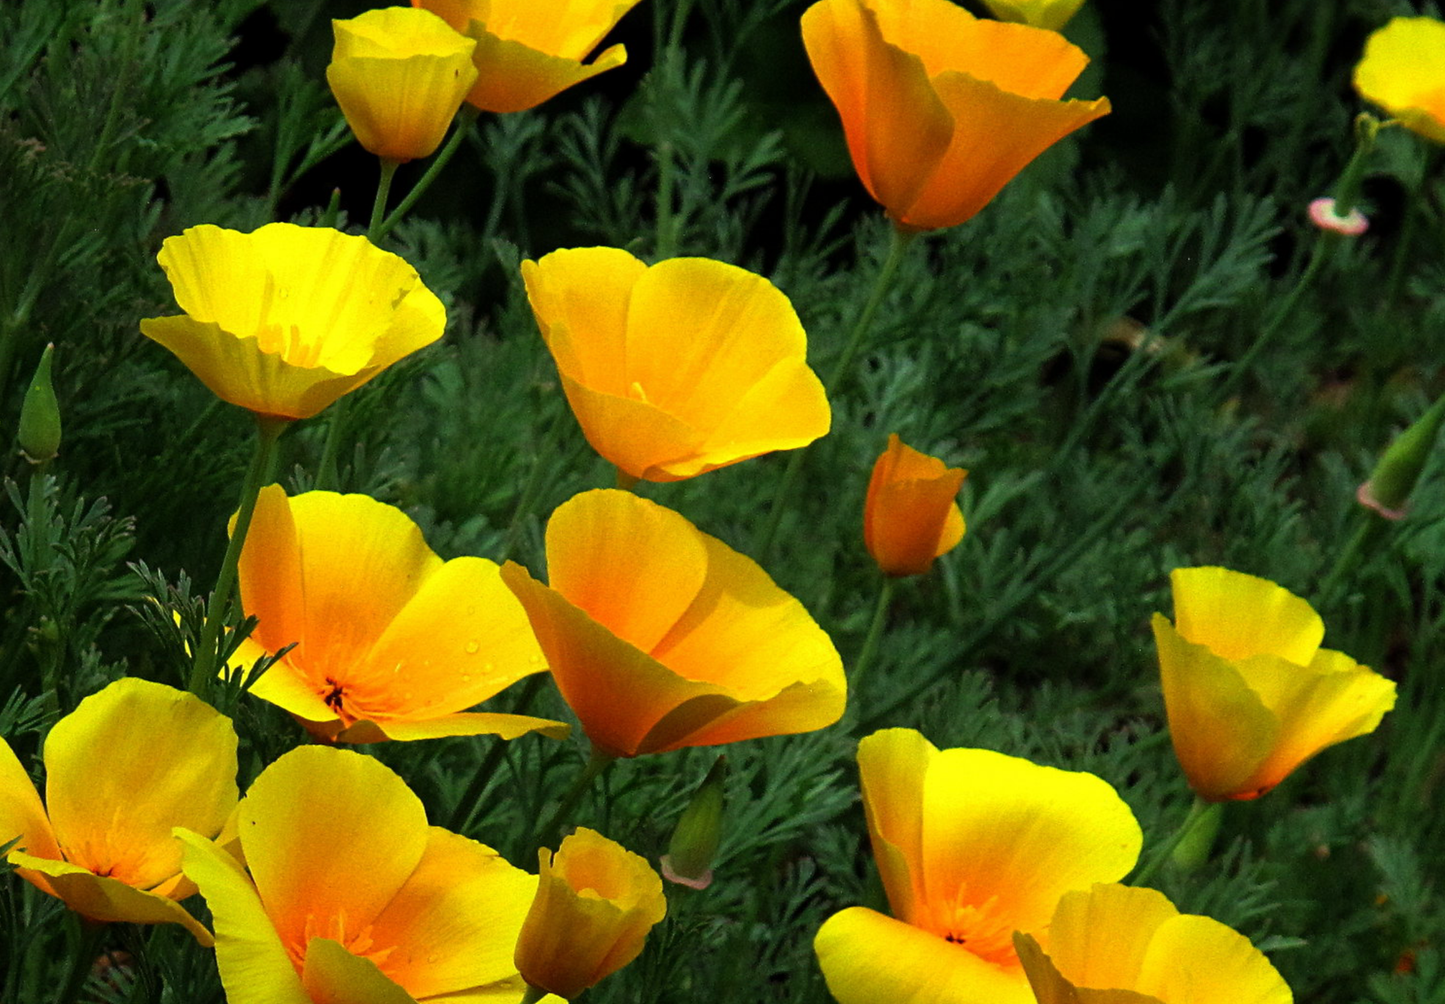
661,755,727,890
1169,801,1223,872
1364,393,1445,517
18,343,60,464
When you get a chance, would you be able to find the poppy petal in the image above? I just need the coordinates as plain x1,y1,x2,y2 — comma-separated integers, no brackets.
1042,884,1178,991
1013,931,1159,1004
1169,567,1323,664
44,678,237,892
12,850,214,945
0,734,60,862
1136,914,1292,1004
462,31,628,113
522,248,646,395
302,938,416,1004
815,906,1035,1004
856,728,935,924
337,712,569,744
685,359,831,479
554,372,706,481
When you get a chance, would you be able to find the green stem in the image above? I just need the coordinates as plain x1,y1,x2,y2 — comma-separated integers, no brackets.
1131,795,1213,887
314,396,349,493
374,106,480,243
368,159,400,241
1317,516,1380,608
532,746,616,855
501,407,565,564
518,983,549,1004
850,577,895,698
754,225,916,561
188,417,287,696
449,674,549,832
53,918,104,1004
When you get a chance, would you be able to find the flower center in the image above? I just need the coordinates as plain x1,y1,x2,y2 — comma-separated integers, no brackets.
932,893,1019,970
294,911,396,974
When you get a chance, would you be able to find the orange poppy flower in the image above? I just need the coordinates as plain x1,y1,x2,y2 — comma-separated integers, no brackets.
1354,17,1445,144
500,489,846,757
863,434,966,576
522,247,830,483
1152,566,1397,801
515,827,667,999
814,729,1142,1004
0,678,236,944
178,746,541,1002
801,0,1110,231
231,486,568,744
412,0,643,113
1014,883,1292,1004
327,7,479,163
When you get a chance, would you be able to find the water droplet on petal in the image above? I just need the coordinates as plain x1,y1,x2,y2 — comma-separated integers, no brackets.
465,640,480,654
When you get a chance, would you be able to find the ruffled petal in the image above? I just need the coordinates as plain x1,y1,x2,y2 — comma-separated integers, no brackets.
44,678,237,892
682,359,830,479
554,371,706,481
856,728,934,924
339,712,569,744
815,906,1035,1004
801,0,954,217
523,248,646,395
13,850,214,945
1168,567,1323,664
1136,914,1292,1004
1041,885,1178,991
1014,931,1160,1004
461,31,627,113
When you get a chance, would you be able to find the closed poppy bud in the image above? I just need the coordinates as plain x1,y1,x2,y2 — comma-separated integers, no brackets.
516,827,667,1000
1013,884,1292,1004
981,0,1085,33
327,7,479,163
140,223,445,421
1362,393,1445,517
1354,17,1445,145
413,0,643,113
522,248,831,482
501,490,846,757
864,434,966,577
18,343,60,463
801,0,1109,231
1152,567,1397,802
661,755,727,889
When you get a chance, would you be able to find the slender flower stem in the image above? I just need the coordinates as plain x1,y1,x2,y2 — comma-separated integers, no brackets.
1131,795,1214,887
374,106,480,243
532,745,616,856
754,224,917,561
449,673,550,833
1317,516,1381,608
849,576,896,699
519,983,549,1004
188,417,286,696
314,396,349,492
368,159,400,240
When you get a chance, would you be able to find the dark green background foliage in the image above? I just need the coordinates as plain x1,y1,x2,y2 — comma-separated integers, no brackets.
1,0,1443,1001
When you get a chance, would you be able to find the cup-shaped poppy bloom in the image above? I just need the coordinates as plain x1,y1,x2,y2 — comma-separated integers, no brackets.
178,745,539,1003
801,0,1110,232
1014,883,1292,1004
0,678,235,944
500,490,846,757
230,485,568,744
1152,566,1397,802
515,827,666,999
522,248,831,483
813,728,1142,1004
1354,17,1445,144
980,0,1085,32
412,0,642,113
140,223,446,421
864,434,966,577
327,7,479,162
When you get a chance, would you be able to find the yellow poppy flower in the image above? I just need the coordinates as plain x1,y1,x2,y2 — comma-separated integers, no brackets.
515,828,667,999
980,0,1086,33
1152,566,1397,802
1014,884,1292,1004
522,248,831,482
813,728,1142,1004
1354,17,1445,144
177,746,539,1003
801,0,1110,231
864,434,966,576
230,485,568,744
0,678,236,944
412,0,643,113
327,7,479,162
140,223,445,421
500,490,846,757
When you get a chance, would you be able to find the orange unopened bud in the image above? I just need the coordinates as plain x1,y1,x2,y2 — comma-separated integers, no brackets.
863,434,966,576
515,828,667,1000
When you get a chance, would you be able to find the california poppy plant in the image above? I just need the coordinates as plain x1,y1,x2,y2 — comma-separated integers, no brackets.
813,728,1142,1004
1152,566,1396,802
1354,17,1445,144
229,486,567,744
980,0,1086,33
0,678,235,944
327,6,479,163
864,434,966,577
500,490,846,757
178,746,539,1003
801,0,1110,231
1014,883,1293,1004
515,828,667,999
140,223,445,421
412,0,643,113
522,248,831,482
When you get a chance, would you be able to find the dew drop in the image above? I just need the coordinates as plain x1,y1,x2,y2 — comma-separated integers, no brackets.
465,640,480,654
